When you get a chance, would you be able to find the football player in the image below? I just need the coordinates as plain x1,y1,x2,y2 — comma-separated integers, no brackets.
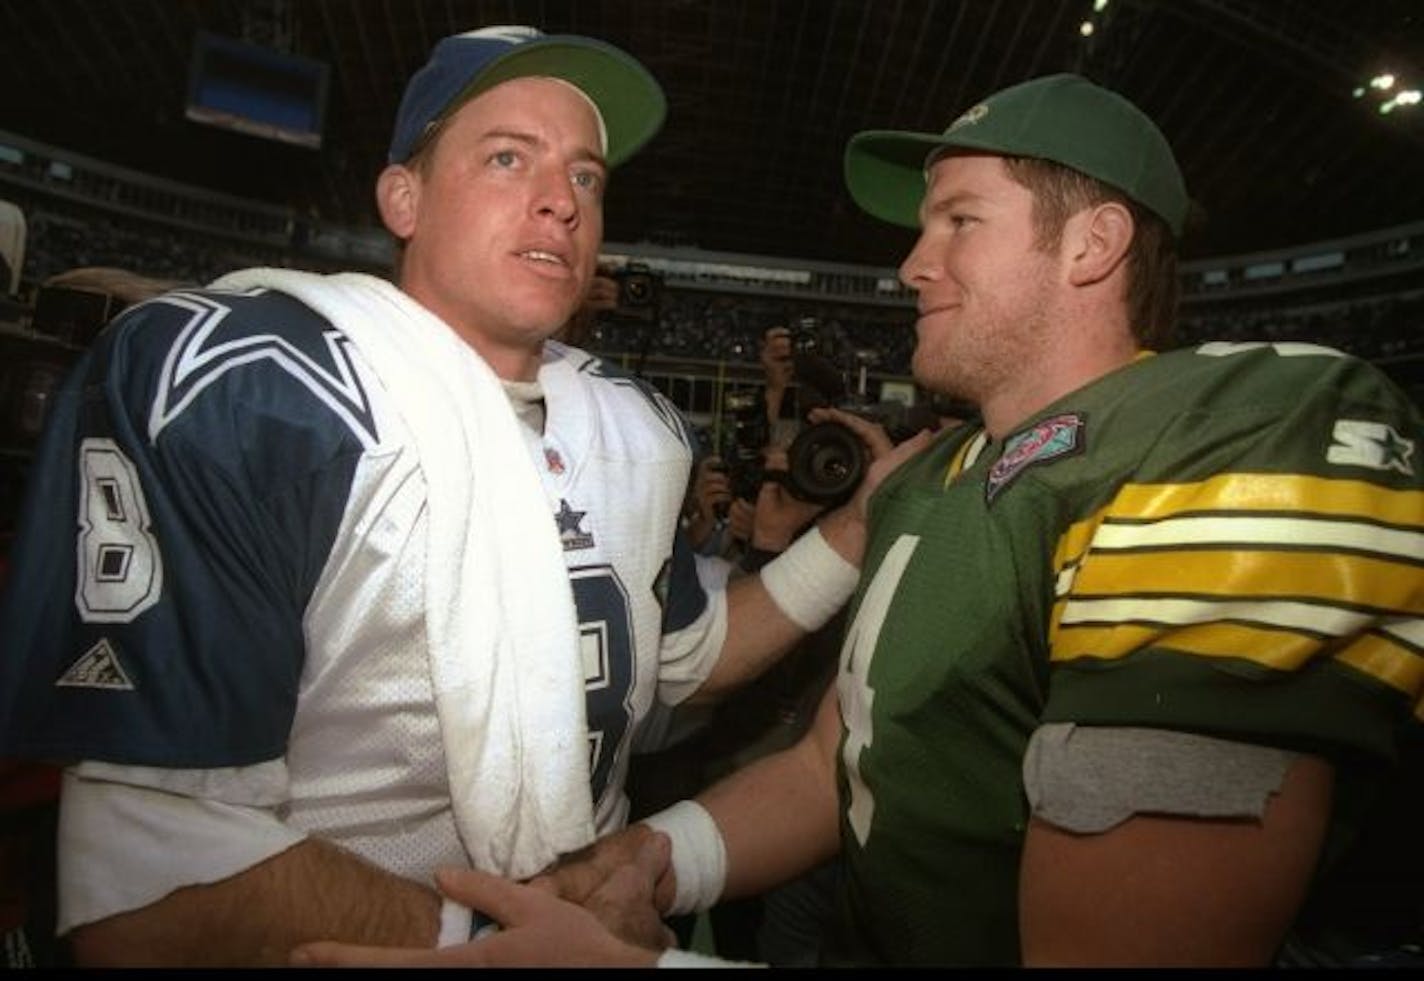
0,26,912,966
298,73,1424,968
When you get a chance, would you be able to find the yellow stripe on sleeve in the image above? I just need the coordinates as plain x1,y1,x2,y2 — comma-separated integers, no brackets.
1067,549,1423,614
1334,629,1424,698
1055,474,1424,584
1051,609,1423,698
1050,618,1324,669
1107,473,1424,527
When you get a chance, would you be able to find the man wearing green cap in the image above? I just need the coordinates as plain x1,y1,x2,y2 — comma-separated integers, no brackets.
0,25,901,967
297,73,1422,967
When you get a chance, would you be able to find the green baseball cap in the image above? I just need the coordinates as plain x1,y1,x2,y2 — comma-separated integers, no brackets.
844,73,1189,237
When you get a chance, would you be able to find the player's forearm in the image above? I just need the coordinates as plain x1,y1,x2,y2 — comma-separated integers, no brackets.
701,686,842,901
694,518,862,702
68,837,441,967
691,572,806,702
814,499,869,568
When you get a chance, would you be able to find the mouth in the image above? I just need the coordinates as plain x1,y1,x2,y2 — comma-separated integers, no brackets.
516,248,572,272
918,302,959,321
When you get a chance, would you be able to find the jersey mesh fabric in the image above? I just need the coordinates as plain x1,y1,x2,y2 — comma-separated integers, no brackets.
0,289,722,910
826,343,1423,966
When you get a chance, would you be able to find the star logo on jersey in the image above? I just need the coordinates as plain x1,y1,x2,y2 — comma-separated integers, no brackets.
148,289,379,447
1379,428,1416,474
555,498,595,551
985,413,1084,503
1326,419,1415,476
56,638,135,690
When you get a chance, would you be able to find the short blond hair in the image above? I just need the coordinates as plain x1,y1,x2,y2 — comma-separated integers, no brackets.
1002,156,1180,350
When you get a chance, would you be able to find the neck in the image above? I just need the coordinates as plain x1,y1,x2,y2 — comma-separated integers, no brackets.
982,320,1140,440
454,328,545,382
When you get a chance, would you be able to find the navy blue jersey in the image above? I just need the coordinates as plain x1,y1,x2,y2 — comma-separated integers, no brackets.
1,281,719,884
2,287,363,764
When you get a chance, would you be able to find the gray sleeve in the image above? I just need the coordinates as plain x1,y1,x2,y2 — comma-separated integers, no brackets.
1022,722,1301,834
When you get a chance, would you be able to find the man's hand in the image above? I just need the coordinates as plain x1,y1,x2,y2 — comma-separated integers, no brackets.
751,446,826,552
808,407,935,567
540,830,677,952
684,456,734,550
583,274,620,313
289,835,672,968
809,406,933,521
540,822,673,911
726,496,756,545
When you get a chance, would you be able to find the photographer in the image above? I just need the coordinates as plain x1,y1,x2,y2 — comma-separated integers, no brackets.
686,407,892,964
555,267,619,347
759,326,802,449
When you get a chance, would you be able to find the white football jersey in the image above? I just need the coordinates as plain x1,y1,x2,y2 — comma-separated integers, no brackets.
2,285,723,914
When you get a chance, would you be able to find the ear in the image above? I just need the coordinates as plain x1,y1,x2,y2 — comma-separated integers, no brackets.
1066,201,1133,287
376,164,420,240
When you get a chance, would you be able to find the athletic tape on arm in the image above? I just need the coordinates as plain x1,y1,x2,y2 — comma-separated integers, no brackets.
640,800,726,916
758,525,859,631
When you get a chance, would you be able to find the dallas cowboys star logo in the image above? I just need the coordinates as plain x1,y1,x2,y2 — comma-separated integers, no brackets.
555,498,594,551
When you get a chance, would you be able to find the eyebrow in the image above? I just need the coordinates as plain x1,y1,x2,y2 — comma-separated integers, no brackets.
922,189,988,218
480,128,607,171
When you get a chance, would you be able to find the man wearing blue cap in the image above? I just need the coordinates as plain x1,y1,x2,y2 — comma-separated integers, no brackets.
0,26,901,965
299,73,1423,967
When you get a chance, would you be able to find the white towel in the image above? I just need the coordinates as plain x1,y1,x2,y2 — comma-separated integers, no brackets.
211,268,594,880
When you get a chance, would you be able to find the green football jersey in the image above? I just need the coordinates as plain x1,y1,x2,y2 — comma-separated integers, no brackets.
827,342,1423,966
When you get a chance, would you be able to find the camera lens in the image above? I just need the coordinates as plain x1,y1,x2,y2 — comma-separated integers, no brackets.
786,420,864,506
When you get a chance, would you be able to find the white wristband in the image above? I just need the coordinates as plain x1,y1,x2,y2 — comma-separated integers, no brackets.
758,525,859,632
639,800,726,916
437,897,473,946
657,948,766,967
437,898,498,946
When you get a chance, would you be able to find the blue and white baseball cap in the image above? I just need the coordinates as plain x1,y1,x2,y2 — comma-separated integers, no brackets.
388,25,666,167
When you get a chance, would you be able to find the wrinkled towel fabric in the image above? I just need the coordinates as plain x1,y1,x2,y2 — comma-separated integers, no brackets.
212,268,593,879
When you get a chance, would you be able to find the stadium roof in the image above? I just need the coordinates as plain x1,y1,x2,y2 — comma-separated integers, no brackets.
2,0,1422,267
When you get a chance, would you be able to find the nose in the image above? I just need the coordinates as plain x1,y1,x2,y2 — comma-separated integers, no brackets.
898,234,938,291
534,167,578,227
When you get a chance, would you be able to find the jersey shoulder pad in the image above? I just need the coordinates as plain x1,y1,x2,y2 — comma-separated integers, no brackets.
111,286,381,448
552,342,695,451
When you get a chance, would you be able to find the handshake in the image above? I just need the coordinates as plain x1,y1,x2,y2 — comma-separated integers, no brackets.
292,827,686,968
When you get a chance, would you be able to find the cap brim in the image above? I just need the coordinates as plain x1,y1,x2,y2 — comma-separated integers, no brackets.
467,36,666,167
844,130,958,229
846,127,1048,228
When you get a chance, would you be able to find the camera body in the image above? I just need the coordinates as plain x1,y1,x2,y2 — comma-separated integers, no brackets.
716,387,924,510
785,399,929,507
717,315,938,510
716,388,770,506
610,264,662,323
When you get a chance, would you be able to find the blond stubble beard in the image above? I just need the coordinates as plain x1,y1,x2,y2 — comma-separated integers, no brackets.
911,268,1056,409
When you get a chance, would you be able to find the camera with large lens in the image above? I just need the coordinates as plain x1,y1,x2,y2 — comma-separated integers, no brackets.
785,418,864,506
717,388,769,507
610,263,663,323
782,399,937,507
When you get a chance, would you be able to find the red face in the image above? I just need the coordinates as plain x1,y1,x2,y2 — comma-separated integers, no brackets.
899,153,1061,412
387,76,607,379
